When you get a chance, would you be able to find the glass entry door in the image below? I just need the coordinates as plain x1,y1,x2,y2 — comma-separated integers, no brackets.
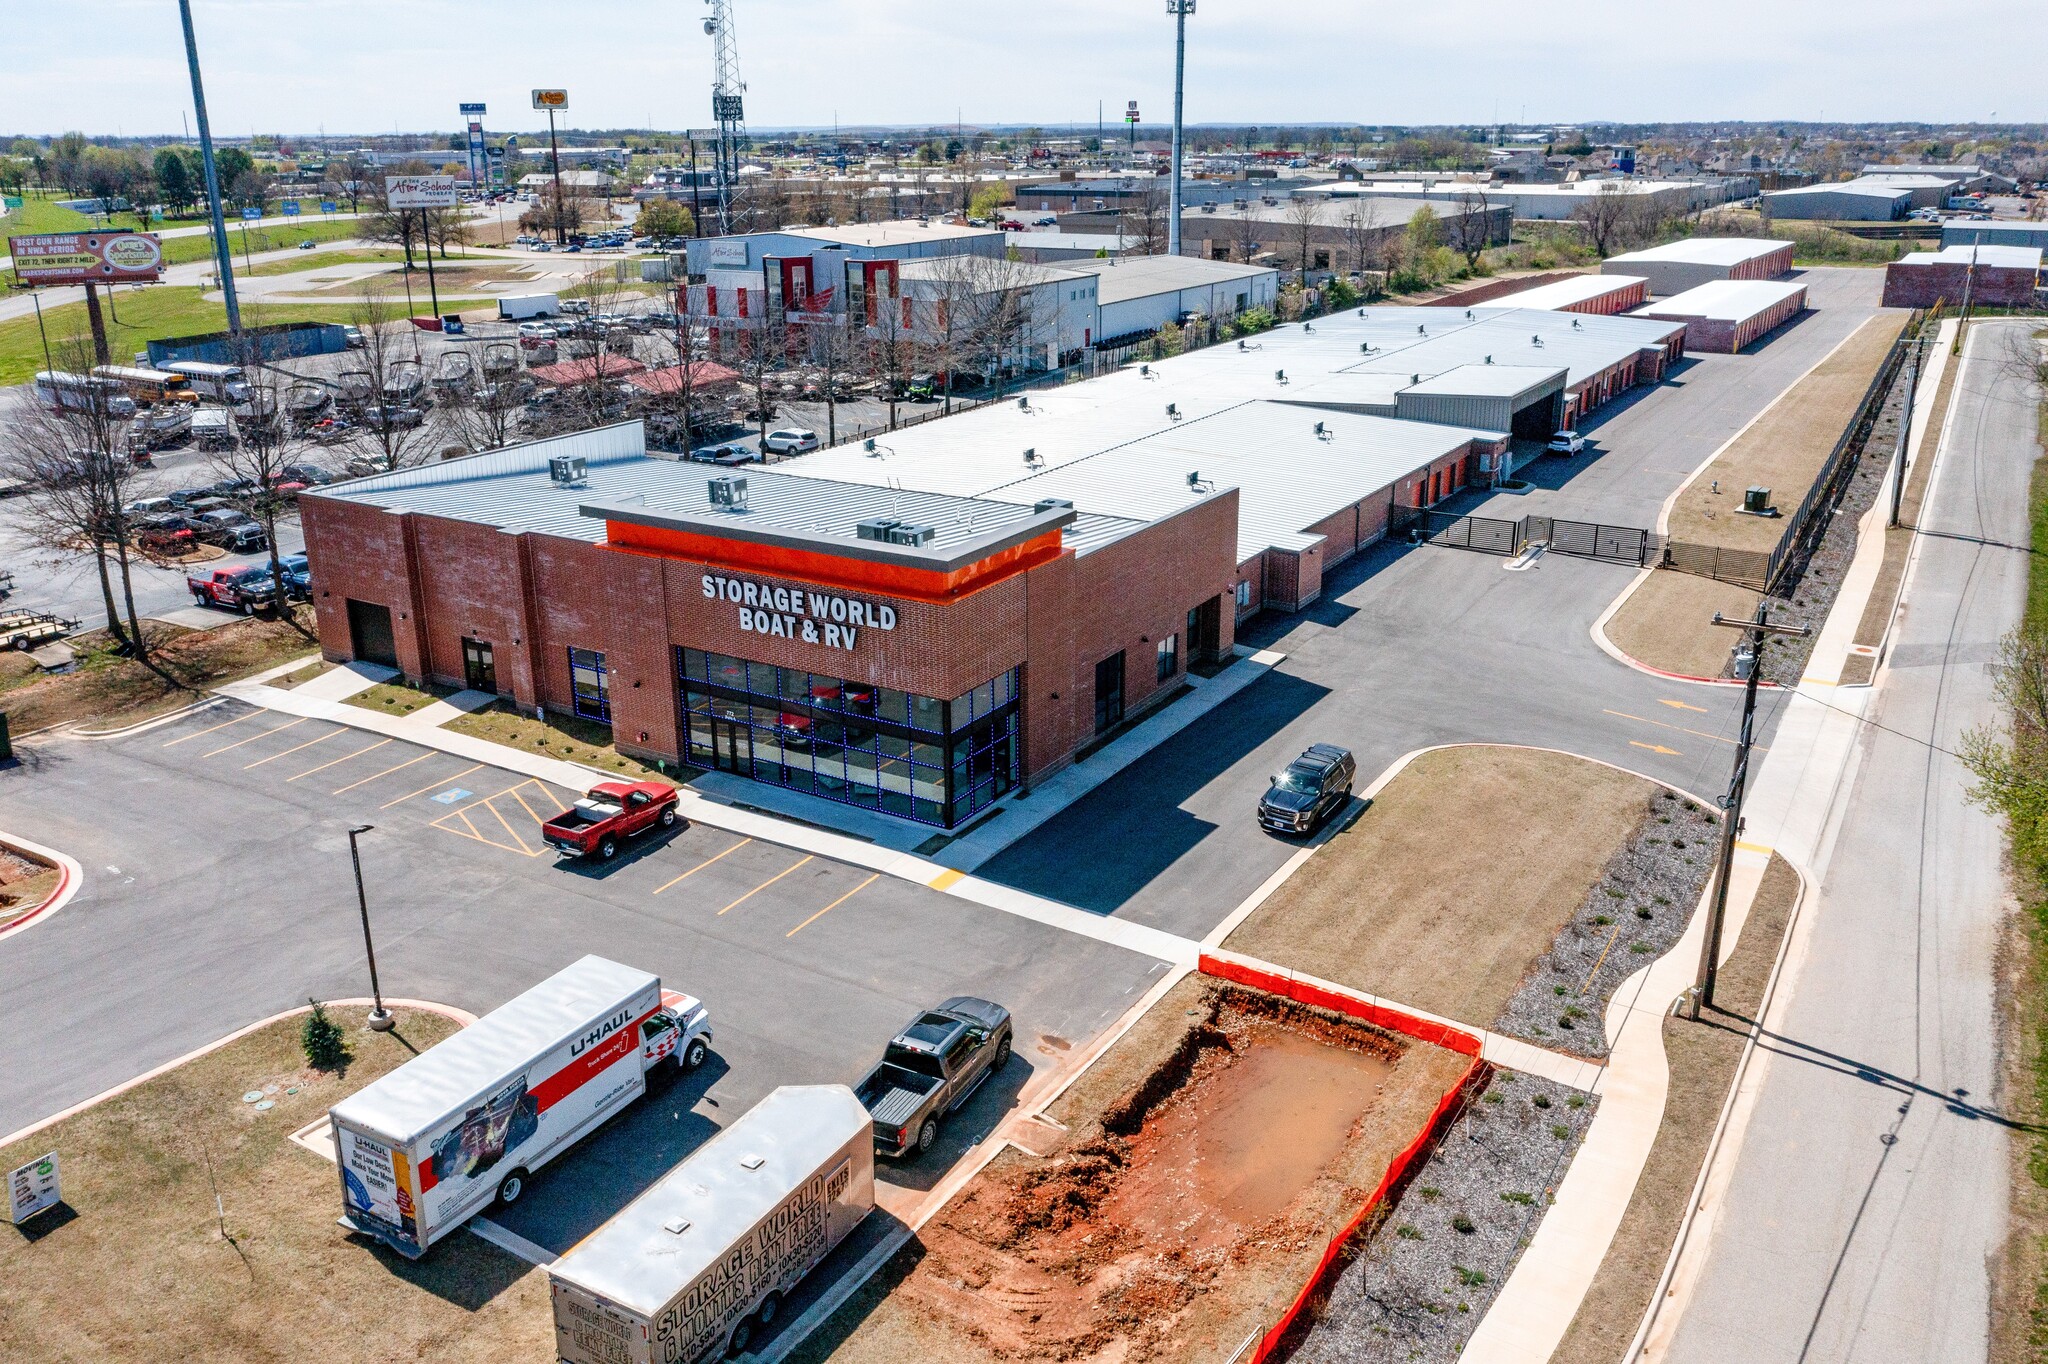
462,638,496,694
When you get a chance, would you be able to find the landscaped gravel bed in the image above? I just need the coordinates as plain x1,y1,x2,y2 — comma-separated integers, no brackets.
1493,789,1720,1059
1291,1068,1597,1364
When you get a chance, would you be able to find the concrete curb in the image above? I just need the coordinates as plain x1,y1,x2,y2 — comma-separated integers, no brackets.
0,996,477,1152
68,694,228,740
0,831,83,945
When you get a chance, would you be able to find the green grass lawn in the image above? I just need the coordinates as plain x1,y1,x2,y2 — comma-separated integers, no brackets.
2,195,94,235
242,248,410,278
168,217,365,267
0,285,494,385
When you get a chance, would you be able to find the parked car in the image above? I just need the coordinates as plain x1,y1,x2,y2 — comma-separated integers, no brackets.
1257,743,1355,836
187,564,278,613
1547,430,1587,455
761,427,820,455
298,239,316,249
341,325,366,349
541,781,681,859
855,998,1012,1158
249,552,312,602
687,442,761,466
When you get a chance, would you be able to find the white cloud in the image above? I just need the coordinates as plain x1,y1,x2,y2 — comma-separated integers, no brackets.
3,0,2043,136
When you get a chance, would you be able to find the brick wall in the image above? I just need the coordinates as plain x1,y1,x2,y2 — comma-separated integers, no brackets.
1883,261,2040,308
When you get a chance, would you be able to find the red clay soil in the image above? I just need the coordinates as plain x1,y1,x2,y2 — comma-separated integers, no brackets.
873,986,1457,1363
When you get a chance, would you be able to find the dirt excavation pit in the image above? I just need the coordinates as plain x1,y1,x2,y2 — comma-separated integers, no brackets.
806,980,1472,1364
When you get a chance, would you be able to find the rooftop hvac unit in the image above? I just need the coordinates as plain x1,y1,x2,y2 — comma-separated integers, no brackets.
708,474,747,507
548,454,587,485
1034,497,1074,514
855,518,936,546
1743,485,1773,515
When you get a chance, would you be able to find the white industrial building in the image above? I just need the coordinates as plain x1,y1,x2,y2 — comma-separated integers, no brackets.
1089,256,1279,344
1760,177,1936,220
1299,178,1752,221
1601,238,1794,296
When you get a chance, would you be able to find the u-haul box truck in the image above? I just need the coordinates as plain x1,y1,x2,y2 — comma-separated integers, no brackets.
549,1085,875,1364
328,955,710,1258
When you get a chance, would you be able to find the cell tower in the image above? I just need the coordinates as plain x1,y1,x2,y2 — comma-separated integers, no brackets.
702,0,747,234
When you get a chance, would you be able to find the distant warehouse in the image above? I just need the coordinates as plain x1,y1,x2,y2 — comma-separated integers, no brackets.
1940,221,2048,253
1484,273,1650,316
1089,255,1279,344
1881,244,2044,309
1758,178,1923,221
1633,280,1809,353
1601,238,1794,296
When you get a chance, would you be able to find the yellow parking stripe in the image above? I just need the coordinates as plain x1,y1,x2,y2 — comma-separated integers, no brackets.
653,838,752,894
928,868,964,891
718,856,814,915
244,728,342,769
290,738,392,781
484,794,537,855
505,782,555,827
201,717,306,757
378,762,486,809
163,711,256,746
786,873,878,938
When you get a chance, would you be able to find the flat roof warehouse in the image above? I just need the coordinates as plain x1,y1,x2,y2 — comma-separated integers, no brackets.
301,304,1683,830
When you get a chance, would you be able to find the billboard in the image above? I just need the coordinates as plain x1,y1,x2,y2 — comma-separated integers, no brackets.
531,89,569,111
385,175,458,210
459,102,488,117
7,231,164,286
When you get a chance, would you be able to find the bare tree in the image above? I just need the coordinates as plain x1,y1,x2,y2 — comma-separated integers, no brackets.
1448,190,1497,270
1571,182,1638,257
1229,203,1263,264
210,355,314,638
1282,194,1324,287
1118,183,1170,255
865,275,921,431
339,287,446,474
792,293,862,448
0,343,172,679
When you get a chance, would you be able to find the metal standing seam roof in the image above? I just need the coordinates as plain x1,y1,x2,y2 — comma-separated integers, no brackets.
785,222,1000,248
1761,181,1915,201
1487,274,1649,310
329,956,656,1144
1896,244,2043,270
1400,364,1566,399
1603,238,1793,268
313,427,1145,557
1084,254,1277,305
548,1085,871,1317
1632,279,1810,322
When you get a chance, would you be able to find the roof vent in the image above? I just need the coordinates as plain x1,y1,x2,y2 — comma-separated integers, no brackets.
1139,363,1150,377
739,1156,765,1171
1465,309,1475,320
1411,373,1421,384
1166,402,1180,419
1018,395,1031,411
1237,339,1248,351
1314,420,1330,439
662,1218,692,1235
547,454,587,485
1532,334,1544,346
1357,308,1366,317
708,474,747,507
1303,322,1315,333
1034,497,1073,514
1417,324,1427,334
1023,446,1042,467
1484,355,1493,364
1572,317,1583,329
1274,369,1287,384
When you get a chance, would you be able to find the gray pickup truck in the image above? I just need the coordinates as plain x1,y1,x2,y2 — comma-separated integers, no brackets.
854,997,1013,1158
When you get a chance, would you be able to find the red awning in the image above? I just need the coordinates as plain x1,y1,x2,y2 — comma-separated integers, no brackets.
625,361,741,395
526,356,648,386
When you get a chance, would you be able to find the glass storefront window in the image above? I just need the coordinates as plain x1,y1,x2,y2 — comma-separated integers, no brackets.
569,647,610,723
676,646,1020,827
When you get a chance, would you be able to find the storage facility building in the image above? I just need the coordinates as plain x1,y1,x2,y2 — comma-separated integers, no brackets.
1881,244,2043,308
1485,273,1650,315
1086,255,1279,344
1600,238,1794,295
1758,179,1917,220
1941,222,2048,253
1632,280,1809,353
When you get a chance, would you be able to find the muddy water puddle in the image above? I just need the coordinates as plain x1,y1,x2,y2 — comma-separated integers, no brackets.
1110,1024,1394,1245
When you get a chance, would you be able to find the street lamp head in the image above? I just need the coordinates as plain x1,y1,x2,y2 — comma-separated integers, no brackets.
350,824,374,836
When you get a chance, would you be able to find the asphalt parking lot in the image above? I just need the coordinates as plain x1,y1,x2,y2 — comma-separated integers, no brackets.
0,703,1169,1251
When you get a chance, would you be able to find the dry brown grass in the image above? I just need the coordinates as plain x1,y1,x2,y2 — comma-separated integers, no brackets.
1667,314,1910,555
444,702,665,782
787,976,1471,1364
0,1005,553,1364
0,613,319,735
1549,854,1800,1364
1602,571,1762,679
272,659,338,690
1223,746,1655,1026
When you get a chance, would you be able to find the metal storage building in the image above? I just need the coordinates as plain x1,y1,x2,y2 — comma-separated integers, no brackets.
1083,256,1279,343
1486,274,1650,315
1632,279,1809,353
1758,180,1916,221
1393,364,1567,438
1600,238,1794,295
1882,244,2043,308
1941,222,2048,252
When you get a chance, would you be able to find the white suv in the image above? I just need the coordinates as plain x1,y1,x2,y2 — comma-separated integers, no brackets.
762,428,820,455
1547,430,1587,455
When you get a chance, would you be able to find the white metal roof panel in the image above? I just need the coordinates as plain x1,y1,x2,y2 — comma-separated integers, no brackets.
1898,244,2043,269
1633,279,1809,321
1604,238,1793,267
1491,274,1648,310
1402,364,1567,399
1083,254,1278,305
548,1085,870,1315
330,956,656,1143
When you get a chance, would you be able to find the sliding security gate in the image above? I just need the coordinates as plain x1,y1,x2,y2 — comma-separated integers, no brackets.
1405,510,1656,567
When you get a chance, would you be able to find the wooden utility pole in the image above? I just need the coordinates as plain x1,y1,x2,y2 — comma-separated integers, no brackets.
1690,604,1809,1017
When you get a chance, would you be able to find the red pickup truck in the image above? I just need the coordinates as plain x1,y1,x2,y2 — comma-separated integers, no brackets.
541,782,680,859
187,566,277,613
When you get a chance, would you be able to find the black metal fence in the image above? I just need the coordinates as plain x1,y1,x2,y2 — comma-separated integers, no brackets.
1401,509,1658,566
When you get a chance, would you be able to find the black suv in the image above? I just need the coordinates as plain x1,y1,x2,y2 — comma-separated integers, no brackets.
1257,743,1356,836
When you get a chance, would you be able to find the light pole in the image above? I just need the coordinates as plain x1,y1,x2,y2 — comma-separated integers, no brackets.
546,104,566,246
1166,0,1193,258
177,0,241,334
347,825,394,1031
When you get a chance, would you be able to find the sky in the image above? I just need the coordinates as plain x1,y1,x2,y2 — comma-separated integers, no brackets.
6,0,2046,139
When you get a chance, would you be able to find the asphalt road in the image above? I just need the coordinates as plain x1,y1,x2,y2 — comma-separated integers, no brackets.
0,703,1167,1252
977,268,1889,943
1666,321,2038,1362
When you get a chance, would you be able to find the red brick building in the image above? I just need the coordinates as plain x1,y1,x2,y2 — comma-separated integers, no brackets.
302,427,1240,829
1882,245,2043,309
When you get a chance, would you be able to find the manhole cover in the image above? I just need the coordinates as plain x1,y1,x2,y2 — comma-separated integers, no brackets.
242,1091,264,1104
254,1100,276,1112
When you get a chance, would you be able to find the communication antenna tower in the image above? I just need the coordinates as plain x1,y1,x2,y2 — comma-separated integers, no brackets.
703,0,748,233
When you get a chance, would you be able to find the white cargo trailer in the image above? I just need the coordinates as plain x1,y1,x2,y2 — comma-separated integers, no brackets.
498,293,562,320
328,955,711,1259
549,1085,875,1364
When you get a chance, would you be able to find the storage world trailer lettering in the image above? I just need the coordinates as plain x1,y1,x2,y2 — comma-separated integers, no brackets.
329,956,710,1258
